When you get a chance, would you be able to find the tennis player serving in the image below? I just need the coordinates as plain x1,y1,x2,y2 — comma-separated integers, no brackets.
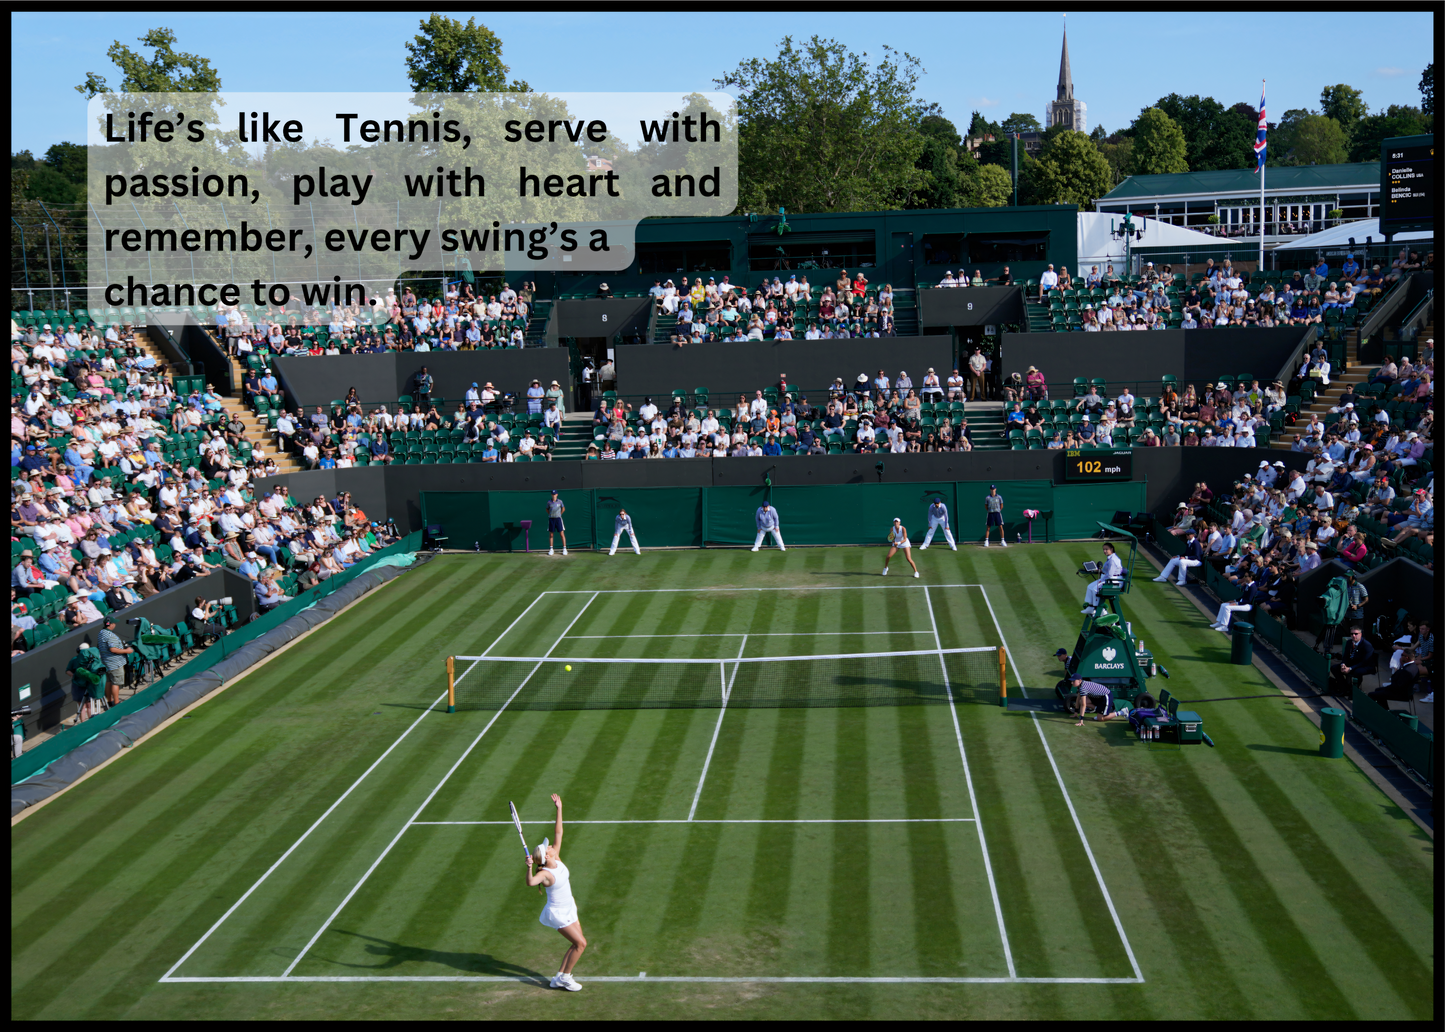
882,517,920,578
524,793,586,991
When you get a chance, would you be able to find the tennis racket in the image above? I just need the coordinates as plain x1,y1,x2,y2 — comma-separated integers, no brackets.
508,801,531,861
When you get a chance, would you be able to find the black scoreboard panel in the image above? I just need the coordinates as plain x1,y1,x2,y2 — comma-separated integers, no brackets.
1380,135,1434,235
1063,449,1133,481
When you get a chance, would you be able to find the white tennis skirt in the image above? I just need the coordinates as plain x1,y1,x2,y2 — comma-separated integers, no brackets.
540,903,579,930
891,539,912,549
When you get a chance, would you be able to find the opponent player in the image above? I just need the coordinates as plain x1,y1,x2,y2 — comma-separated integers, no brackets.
752,499,786,552
546,489,567,556
882,517,920,577
982,484,1007,547
919,495,957,550
608,508,641,556
524,793,587,991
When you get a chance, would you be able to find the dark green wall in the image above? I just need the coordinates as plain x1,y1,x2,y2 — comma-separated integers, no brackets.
422,479,1147,551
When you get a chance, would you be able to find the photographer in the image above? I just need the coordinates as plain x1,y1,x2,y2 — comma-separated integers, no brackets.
187,596,228,647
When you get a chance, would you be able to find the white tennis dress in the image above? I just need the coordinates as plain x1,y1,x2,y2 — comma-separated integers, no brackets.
539,859,580,929
890,524,911,549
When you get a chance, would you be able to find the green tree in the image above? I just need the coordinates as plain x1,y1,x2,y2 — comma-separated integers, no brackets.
1127,107,1188,175
1000,112,1042,136
1152,93,1255,170
1022,130,1111,209
75,27,221,97
968,162,1013,207
967,111,1000,139
909,112,964,208
1273,112,1347,166
403,14,529,94
43,143,88,185
1319,84,1367,141
1096,135,1134,187
715,36,927,213
1348,103,1430,162
1419,63,1434,116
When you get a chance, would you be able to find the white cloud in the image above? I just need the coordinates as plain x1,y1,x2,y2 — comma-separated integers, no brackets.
976,96,1000,108
1374,66,1406,77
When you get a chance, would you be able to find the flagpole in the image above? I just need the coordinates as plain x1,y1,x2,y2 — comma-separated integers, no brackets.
1259,79,1266,273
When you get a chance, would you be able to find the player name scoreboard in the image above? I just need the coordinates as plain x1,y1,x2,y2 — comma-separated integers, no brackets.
1380,134,1434,236
1063,449,1132,481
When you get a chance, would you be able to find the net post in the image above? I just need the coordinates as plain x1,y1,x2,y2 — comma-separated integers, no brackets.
997,645,1007,708
447,655,456,713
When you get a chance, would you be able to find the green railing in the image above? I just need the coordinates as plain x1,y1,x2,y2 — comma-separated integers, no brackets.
1351,687,1434,784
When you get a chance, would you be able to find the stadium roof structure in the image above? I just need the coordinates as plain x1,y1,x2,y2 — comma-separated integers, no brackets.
1076,211,1223,270
1274,217,1433,252
1099,162,1381,203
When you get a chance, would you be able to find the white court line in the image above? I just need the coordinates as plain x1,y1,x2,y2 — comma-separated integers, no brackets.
158,592,554,983
925,586,1016,980
688,636,746,821
564,631,934,638
539,584,985,594
411,818,979,825
278,592,601,979
161,975,1143,984
975,585,1144,983
454,648,995,664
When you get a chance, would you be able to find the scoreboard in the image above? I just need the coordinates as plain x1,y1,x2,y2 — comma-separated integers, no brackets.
1380,135,1434,235
1063,449,1132,482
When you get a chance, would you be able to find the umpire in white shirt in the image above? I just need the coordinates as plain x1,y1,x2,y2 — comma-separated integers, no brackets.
752,500,786,552
1082,541,1124,615
609,508,641,555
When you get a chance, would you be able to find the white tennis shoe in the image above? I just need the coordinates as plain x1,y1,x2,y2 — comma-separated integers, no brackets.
913,571,920,578
562,548,568,556
559,973,582,991
882,567,889,576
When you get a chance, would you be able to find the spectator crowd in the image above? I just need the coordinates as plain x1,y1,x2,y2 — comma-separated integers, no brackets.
657,269,897,344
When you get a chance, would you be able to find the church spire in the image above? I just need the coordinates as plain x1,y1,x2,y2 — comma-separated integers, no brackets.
1057,20,1073,100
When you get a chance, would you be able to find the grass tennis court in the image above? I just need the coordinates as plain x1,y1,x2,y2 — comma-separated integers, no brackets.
11,546,1434,1020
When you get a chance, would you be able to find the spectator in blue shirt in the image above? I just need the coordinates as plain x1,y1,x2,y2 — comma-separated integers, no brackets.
761,436,783,456
481,442,499,462
1077,417,1095,441
370,435,391,465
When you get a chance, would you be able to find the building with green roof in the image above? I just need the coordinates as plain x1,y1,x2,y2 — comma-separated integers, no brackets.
1096,162,1381,249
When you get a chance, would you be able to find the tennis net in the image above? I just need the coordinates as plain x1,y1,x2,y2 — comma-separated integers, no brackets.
444,646,1005,712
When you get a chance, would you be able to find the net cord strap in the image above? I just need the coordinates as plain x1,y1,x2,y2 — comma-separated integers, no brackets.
451,646,999,665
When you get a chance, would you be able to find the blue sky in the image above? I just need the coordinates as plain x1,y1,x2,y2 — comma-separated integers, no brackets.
11,10,1435,157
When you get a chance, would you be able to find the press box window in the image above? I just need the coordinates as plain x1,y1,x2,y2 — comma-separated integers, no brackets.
748,234,875,272
964,232,1049,263
920,234,965,267
637,240,731,276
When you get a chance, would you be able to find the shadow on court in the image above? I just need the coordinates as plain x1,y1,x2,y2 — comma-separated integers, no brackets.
1246,743,1320,758
324,929,547,980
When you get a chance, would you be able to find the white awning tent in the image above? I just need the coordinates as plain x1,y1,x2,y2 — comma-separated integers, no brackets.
1074,211,1222,276
1273,218,1432,254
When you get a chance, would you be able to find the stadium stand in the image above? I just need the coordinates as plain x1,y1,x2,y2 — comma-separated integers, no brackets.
12,310,400,669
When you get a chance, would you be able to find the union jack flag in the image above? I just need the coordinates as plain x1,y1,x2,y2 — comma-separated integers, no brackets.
1253,86,1267,172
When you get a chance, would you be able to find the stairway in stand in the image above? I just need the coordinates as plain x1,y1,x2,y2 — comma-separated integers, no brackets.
549,412,596,461
1269,331,1369,449
137,326,300,473
965,401,1010,451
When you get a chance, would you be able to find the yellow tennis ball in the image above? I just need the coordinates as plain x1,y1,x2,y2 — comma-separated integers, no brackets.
565,665,572,672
